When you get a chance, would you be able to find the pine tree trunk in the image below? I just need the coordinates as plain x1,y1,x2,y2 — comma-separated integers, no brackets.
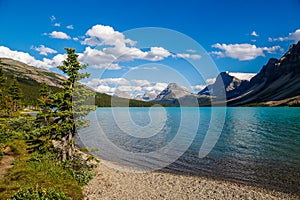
67,133,74,159
62,136,67,162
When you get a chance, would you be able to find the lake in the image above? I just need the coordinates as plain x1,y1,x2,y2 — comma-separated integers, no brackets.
78,107,300,195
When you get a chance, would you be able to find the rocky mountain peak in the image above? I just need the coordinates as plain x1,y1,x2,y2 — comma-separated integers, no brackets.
166,83,181,89
155,83,192,101
229,40,300,105
198,72,249,100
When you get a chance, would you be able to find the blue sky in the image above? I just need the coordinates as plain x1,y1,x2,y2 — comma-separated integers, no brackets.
1,0,300,98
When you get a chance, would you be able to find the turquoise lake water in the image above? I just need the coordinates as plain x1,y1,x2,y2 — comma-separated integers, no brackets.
78,107,300,194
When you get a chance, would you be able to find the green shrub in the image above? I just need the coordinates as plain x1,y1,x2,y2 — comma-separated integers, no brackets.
5,117,34,133
0,124,11,143
70,168,95,185
11,188,71,200
0,117,34,143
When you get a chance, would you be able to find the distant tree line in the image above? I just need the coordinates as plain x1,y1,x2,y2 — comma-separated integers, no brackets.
0,59,23,117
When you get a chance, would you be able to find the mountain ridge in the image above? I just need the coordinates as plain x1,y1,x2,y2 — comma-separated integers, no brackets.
228,40,300,106
153,41,300,106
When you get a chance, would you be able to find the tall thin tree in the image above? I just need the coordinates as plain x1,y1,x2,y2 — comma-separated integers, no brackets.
0,60,6,112
7,76,23,116
36,48,94,161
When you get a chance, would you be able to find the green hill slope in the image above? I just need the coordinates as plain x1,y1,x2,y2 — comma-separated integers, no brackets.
0,58,154,107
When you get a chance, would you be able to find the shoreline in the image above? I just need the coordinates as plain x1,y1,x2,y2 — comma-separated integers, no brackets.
83,159,299,200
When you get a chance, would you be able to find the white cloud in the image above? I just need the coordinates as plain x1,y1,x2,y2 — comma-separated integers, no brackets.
143,47,171,61
117,85,142,92
262,46,282,53
206,78,216,84
48,31,71,40
42,54,67,69
102,78,130,85
66,25,74,29
130,66,159,71
211,43,281,61
31,45,57,56
85,78,130,89
131,79,150,86
97,85,116,94
40,24,200,70
80,24,175,65
54,23,61,27
269,29,300,43
149,47,170,57
0,46,65,69
210,51,224,57
192,85,206,92
186,49,196,53
79,43,172,70
82,24,136,46
79,47,121,70
85,77,168,98
151,82,168,91
50,15,56,21
251,31,259,37
0,46,45,67
174,53,201,60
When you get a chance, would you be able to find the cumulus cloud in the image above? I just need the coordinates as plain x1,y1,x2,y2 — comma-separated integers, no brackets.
33,24,205,71
85,77,168,98
174,53,201,59
82,24,136,46
205,78,216,84
66,25,74,29
143,47,171,61
131,79,150,86
78,47,122,70
76,24,204,69
268,29,300,43
42,54,67,69
31,45,57,56
211,43,281,61
210,51,224,57
54,23,61,27
48,31,71,40
78,25,174,68
0,46,65,69
191,84,206,92
251,31,259,37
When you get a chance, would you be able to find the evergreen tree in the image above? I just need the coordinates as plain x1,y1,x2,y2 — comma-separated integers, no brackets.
36,48,95,161
0,60,6,112
7,76,23,115
36,81,52,126
40,81,50,98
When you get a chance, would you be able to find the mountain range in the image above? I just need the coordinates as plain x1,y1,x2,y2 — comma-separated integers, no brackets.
153,41,300,106
1,40,299,107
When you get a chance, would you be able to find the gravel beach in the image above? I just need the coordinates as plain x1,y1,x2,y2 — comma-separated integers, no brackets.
83,160,299,200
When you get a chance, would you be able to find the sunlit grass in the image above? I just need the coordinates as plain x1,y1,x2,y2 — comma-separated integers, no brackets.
0,140,84,200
